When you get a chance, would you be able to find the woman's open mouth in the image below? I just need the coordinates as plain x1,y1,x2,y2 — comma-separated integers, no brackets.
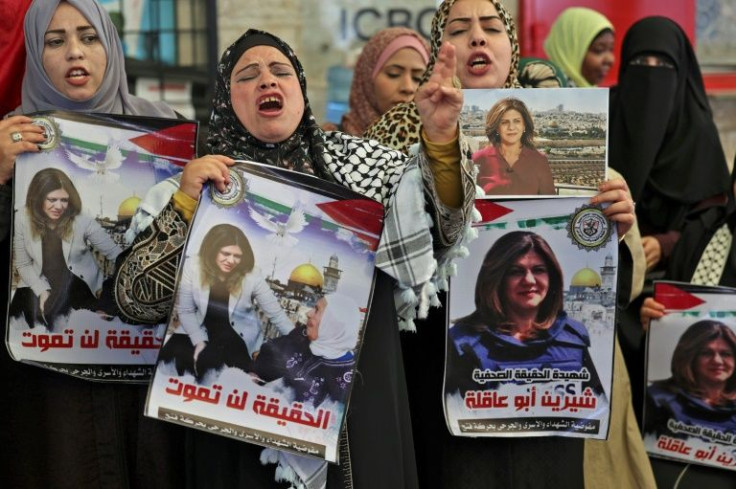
66,67,90,86
258,95,284,114
467,53,492,75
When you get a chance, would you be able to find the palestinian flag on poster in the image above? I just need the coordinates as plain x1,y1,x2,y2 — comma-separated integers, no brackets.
146,160,383,463
7,110,197,382
643,282,736,471
245,182,383,253
445,197,618,440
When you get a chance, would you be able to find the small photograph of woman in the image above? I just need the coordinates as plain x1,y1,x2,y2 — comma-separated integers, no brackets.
473,97,555,196
645,320,736,437
253,293,362,407
157,223,294,383
448,231,600,393
10,167,122,330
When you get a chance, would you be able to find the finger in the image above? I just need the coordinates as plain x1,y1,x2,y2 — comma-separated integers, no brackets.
427,43,454,85
645,309,664,319
209,158,234,183
417,80,440,98
208,168,231,192
22,123,47,134
0,115,35,130
210,154,235,166
598,178,627,193
2,142,40,164
429,85,462,104
3,122,45,145
600,200,628,215
643,298,666,311
18,141,42,154
592,188,628,205
438,42,457,80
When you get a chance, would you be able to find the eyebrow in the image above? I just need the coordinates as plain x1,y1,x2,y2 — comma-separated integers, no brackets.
233,61,293,77
385,64,425,71
447,15,502,26
45,25,96,36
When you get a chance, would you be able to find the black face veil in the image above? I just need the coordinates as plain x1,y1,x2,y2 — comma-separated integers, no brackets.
609,16,729,230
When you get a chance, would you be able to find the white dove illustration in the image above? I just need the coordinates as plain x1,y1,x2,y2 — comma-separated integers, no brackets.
249,202,307,247
66,142,124,183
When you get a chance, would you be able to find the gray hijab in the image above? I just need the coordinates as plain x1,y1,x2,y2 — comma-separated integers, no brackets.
21,0,175,117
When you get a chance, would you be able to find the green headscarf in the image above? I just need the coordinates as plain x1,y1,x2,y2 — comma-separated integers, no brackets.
543,7,613,87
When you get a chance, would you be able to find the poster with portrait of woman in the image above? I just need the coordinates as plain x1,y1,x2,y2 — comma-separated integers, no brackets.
145,161,382,462
644,281,736,471
7,111,196,381
463,88,608,197
444,197,617,439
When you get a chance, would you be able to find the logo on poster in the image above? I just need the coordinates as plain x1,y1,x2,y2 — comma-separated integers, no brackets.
211,168,247,208
32,116,60,151
568,204,612,251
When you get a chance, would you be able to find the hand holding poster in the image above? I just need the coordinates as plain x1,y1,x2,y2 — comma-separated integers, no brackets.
7,111,196,381
444,197,617,439
644,282,736,471
146,161,383,462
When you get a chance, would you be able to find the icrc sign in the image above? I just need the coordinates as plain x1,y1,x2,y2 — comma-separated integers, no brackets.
338,6,436,41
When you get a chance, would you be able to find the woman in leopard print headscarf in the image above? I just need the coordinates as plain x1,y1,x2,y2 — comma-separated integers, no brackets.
370,3,655,489
365,0,520,154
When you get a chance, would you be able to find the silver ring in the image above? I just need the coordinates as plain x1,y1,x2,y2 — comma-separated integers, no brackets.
11,131,22,143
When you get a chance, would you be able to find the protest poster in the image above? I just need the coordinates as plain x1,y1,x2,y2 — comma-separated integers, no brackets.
462,88,608,197
643,281,736,471
145,161,382,462
7,111,196,381
444,197,617,439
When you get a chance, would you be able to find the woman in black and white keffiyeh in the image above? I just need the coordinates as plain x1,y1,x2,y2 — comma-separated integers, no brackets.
113,29,471,488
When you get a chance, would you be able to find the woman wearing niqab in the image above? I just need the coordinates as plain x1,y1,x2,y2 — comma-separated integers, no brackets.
609,16,730,270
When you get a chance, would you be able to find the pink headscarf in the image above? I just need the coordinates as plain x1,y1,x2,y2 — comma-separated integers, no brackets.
341,27,429,136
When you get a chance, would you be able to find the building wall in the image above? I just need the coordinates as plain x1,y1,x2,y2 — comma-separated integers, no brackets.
213,0,735,167
216,0,445,124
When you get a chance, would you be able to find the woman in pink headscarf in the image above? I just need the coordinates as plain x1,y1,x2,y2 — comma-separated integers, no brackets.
340,27,429,136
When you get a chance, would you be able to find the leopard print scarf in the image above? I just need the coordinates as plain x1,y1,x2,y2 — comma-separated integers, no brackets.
364,0,520,154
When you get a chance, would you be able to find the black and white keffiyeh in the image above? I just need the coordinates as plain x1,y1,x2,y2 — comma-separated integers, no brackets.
691,223,733,286
208,29,458,329
203,27,464,489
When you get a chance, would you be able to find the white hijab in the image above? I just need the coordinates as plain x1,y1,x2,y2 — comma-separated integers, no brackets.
308,293,362,360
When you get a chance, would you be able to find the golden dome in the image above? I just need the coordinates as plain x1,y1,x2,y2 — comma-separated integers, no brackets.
570,267,601,287
289,263,323,287
117,196,141,219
